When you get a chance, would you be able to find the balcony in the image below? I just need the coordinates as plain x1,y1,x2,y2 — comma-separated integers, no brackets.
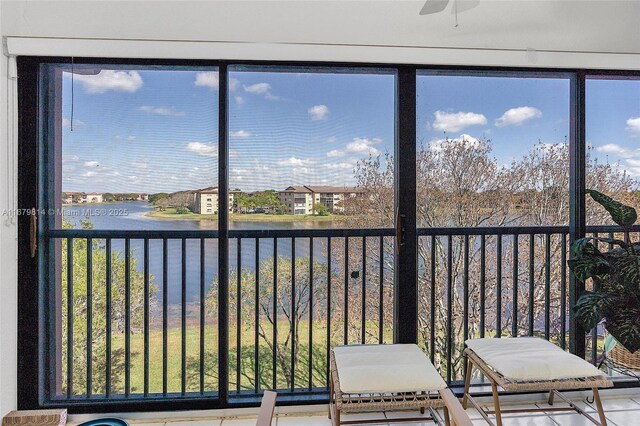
49,224,640,406
12,57,640,426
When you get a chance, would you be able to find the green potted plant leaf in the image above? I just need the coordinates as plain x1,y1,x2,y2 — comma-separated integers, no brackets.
568,189,640,362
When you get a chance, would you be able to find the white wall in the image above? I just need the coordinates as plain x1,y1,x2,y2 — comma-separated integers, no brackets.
0,2,19,418
2,1,640,68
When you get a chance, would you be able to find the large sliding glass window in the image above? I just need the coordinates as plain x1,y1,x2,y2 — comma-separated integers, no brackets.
21,59,639,413
584,76,640,365
415,72,572,382
42,64,220,401
226,68,396,394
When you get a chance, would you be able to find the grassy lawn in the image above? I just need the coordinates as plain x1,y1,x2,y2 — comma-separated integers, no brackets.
146,208,218,220
101,318,393,394
146,208,346,222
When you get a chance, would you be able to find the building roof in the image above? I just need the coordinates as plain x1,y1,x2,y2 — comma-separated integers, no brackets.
191,186,218,194
192,186,242,194
279,185,365,194
281,186,312,193
304,186,365,194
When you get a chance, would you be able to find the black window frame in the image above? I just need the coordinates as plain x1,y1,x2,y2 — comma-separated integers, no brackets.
17,56,640,413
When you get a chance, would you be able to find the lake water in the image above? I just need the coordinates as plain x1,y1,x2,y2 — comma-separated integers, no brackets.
63,202,348,304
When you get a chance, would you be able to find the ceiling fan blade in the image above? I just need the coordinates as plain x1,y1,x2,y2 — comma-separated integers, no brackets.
420,0,450,15
453,0,480,14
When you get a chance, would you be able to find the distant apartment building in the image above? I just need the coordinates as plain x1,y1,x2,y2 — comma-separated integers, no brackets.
62,192,103,204
278,186,364,215
188,187,239,214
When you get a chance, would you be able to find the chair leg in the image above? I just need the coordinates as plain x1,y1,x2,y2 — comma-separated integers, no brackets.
592,387,608,426
491,381,503,426
462,357,473,409
443,405,451,426
548,389,555,406
328,374,333,419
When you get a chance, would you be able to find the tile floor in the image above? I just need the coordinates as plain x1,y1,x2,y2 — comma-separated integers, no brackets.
69,392,640,426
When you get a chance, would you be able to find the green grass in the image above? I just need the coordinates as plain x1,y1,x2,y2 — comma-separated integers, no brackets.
103,319,392,394
146,208,218,220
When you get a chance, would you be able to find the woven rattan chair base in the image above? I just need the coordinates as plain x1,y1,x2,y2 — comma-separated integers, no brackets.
329,351,451,425
462,348,614,426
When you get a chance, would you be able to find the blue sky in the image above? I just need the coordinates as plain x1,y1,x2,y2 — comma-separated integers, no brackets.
60,68,639,193
417,74,571,166
586,79,640,174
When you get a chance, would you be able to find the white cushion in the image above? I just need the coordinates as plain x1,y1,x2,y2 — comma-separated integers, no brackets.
465,337,605,381
333,344,447,394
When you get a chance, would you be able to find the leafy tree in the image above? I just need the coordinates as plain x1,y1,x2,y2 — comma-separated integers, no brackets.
200,256,328,389
102,193,116,202
176,205,191,214
313,203,329,216
149,193,169,204
342,139,636,379
235,190,284,213
60,219,157,396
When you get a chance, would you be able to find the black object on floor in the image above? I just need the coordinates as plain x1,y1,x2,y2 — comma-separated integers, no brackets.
77,419,129,426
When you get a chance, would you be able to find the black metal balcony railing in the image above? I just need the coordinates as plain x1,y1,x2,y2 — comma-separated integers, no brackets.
46,225,630,404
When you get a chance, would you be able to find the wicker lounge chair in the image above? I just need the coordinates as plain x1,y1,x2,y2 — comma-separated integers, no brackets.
329,344,472,426
462,337,613,426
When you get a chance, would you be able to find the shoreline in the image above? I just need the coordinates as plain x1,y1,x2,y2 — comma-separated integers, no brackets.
145,210,347,222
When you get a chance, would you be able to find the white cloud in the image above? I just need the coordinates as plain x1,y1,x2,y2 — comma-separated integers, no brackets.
83,161,100,167
429,134,481,152
131,162,149,169
194,72,239,91
626,117,640,137
73,70,143,94
292,167,312,175
235,96,245,105
308,104,329,121
63,155,79,163
326,137,382,158
244,82,279,100
244,83,271,94
277,157,315,167
536,142,567,153
345,137,381,156
138,105,185,116
126,135,136,141
62,117,85,128
230,130,252,138
186,142,218,157
326,162,355,170
595,143,640,177
495,106,542,127
82,171,98,177
194,72,219,89
432,111,487,132
596,143,630,156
